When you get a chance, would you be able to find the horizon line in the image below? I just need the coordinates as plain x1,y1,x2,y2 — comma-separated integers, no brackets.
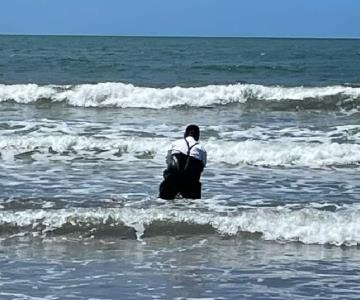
0,33,359,40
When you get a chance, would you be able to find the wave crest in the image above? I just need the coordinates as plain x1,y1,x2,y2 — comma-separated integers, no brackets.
1,82,359,110
1,206,360,246
1,135,360,167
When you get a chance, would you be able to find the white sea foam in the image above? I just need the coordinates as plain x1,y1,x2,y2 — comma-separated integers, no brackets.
1,206,360,246
1,135,360,167
0,84,58,104
213,124,360,143
206,139,360,167
5,120,360,144
0,135,169,162
1,83,359,108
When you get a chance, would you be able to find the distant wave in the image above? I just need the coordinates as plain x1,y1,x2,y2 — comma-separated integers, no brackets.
1,135,360,168
192,63,305,73
1,206,360,246
0,82,359,110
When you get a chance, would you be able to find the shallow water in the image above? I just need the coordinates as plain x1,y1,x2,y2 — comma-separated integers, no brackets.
1,36,360,299
2,237,360,300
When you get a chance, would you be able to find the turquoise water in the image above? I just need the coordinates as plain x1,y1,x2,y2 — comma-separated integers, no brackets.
1,36,360,299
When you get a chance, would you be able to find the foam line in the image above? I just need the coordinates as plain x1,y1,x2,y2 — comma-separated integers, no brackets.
1,83,359,108
1,135,359,167
1,206,360,246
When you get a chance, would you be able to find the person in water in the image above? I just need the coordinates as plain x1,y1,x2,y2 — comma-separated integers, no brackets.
159,124,207,200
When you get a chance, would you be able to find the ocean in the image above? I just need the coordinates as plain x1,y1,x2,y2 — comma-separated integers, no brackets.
1,35,360,299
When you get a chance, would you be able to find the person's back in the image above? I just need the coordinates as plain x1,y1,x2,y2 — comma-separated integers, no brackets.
159,125,207,200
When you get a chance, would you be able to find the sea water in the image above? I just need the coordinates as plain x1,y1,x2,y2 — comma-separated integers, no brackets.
1,35,360,299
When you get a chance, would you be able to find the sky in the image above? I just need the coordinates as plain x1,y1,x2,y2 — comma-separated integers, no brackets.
0,0,359,38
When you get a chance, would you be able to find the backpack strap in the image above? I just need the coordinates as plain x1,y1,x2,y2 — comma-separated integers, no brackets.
183,138,198,172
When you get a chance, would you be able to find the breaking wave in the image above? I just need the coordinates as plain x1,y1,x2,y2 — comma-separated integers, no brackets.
1,205,360,246
1,135,360,167
0,82,360,110
0,134,360,168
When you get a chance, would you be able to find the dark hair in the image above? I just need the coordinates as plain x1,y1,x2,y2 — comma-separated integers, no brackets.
184,124,200,141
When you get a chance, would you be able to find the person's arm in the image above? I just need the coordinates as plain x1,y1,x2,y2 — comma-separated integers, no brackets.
202,150,207,167
165,142,180,171
165,149,173,166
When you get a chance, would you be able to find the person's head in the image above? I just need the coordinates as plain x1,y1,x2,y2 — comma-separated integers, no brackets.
184,124,200,141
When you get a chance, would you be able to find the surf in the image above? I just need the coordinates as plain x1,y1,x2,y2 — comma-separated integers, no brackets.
1,82,360,111
1,134,360,168
1,205,360,246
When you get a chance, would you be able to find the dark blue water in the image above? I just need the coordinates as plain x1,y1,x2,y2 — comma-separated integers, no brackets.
1,36,360,86
1,35,360,300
